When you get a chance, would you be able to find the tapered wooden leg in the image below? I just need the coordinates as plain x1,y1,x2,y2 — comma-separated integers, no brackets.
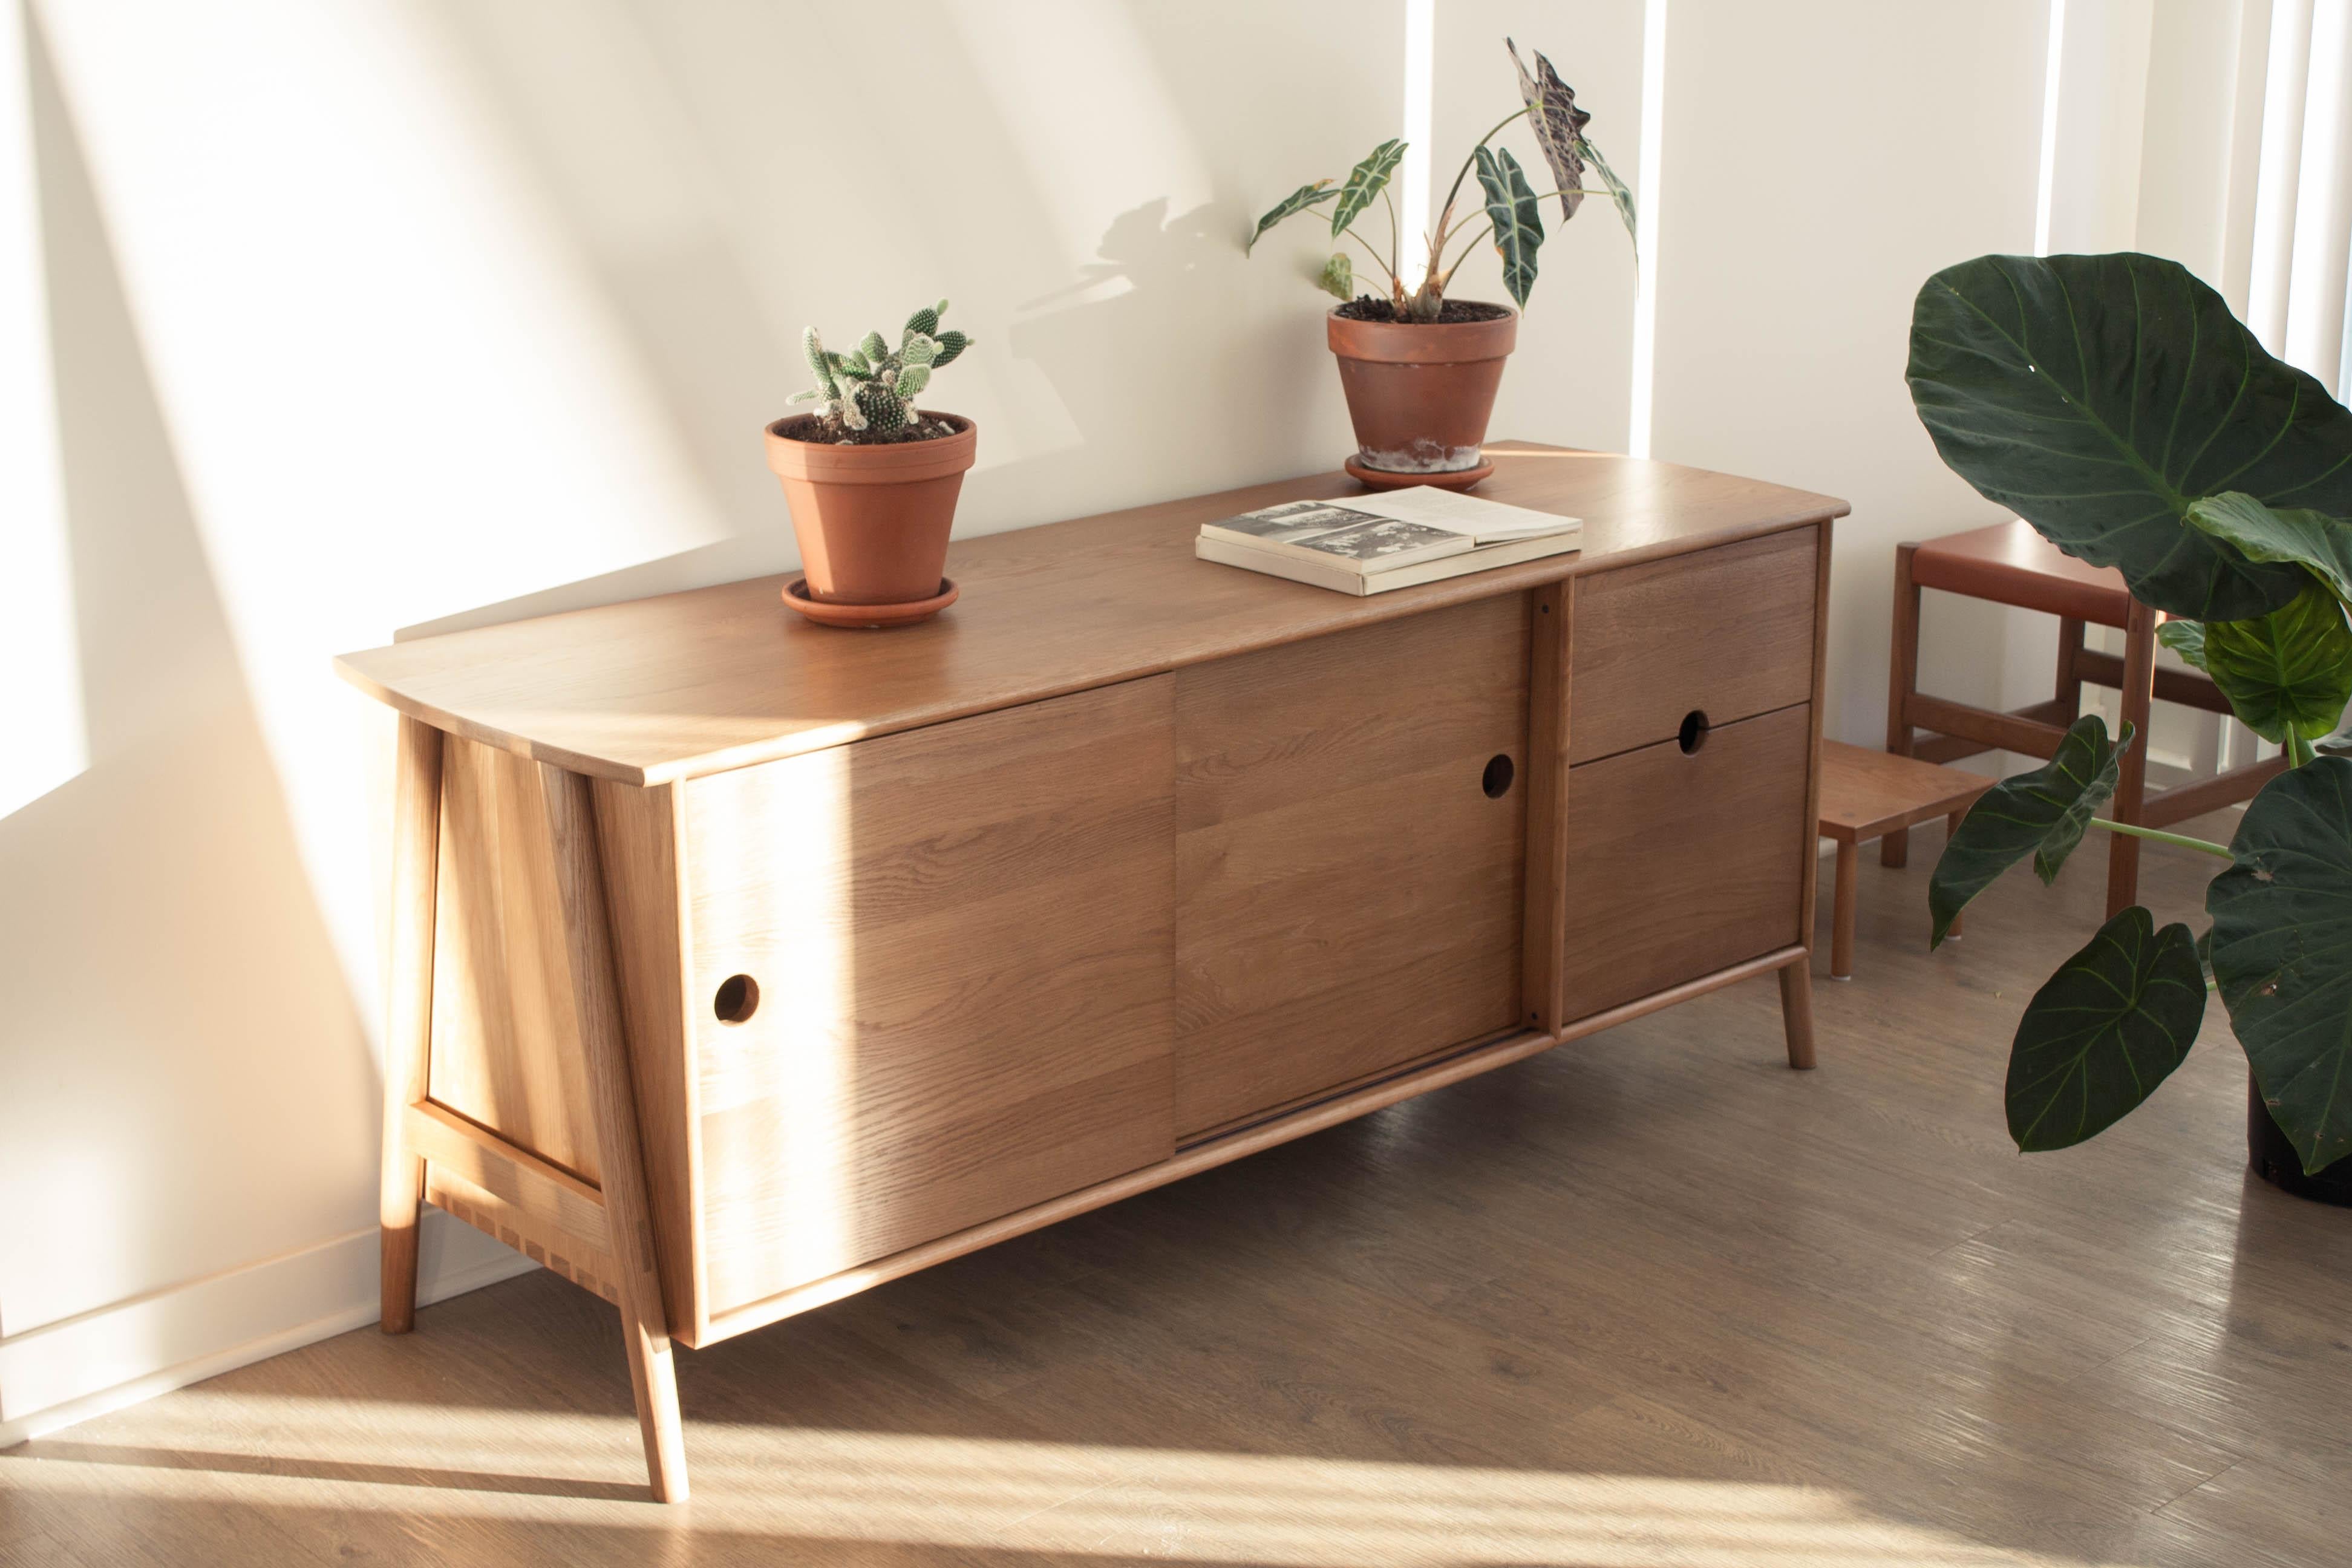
1778,959,1817,1070
1829,840,1858,981
381,717,444,1334
538,762,690,1503
1944,808,1967,938
1883,543,1921,867
2106,601,2158,918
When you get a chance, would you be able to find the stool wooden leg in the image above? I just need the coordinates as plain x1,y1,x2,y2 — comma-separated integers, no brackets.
1944,808,1967,937
1830,840,1858,981
1778,960,1817,1070
1883,543,1921,867
539,763,690,1503
2055,615,2086,722
2106,601,2158,917
380,717,443,1334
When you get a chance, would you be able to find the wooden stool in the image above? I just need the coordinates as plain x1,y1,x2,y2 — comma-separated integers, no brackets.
1886,520,2278,916
1818,741,1991,980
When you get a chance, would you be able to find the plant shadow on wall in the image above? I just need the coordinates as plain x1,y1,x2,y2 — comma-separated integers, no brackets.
1008,197,1328,491
1909,252,2352,1199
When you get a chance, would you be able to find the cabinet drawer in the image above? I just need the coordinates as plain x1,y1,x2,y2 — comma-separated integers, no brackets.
1559,703,1811,1020
1174,595,1528,1136
678,678,1177,1318
1569,528,1818,763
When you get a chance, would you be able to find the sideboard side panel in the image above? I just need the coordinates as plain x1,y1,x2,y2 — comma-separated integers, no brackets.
592,779,704,1342
427,736,602,1183
684,677,1178,1318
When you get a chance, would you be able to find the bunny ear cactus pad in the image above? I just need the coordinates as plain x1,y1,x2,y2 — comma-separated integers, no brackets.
1907,253,2352,621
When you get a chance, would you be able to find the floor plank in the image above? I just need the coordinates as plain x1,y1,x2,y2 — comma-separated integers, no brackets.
4,809,2346,1567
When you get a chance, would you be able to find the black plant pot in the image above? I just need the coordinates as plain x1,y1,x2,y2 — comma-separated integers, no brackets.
2249,1079,2352,1205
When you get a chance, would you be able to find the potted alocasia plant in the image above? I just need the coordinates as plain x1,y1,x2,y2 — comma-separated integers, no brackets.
1247,40,1635,489
764,300,975,627
1908,251,2352,1202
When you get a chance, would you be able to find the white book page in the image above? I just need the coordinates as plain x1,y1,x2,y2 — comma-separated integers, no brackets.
1322,485,1580,543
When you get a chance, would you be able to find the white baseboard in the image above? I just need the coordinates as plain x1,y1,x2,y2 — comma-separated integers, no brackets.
0,1210,534,1447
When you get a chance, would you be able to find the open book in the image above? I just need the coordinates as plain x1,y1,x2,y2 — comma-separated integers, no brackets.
1196,486,1581,595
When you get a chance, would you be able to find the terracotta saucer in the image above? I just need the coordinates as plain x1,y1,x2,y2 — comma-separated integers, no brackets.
783,577,958,628
1344,455,1494,492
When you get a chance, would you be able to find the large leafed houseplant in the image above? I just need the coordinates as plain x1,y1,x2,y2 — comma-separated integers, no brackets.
1908,252,2352,1191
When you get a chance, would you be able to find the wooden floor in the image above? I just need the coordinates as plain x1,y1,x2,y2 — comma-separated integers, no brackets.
6,811,2347,1567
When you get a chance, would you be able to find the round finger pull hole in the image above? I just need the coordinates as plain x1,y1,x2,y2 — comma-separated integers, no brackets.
1677,710,1710,755
1481,753,1516,799
714,973,760,1024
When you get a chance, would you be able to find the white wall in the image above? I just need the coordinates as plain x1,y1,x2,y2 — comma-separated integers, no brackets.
0,0,1401,1441
1,0,2265,1441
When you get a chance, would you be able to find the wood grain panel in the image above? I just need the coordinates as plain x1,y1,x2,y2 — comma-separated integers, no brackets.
336,448,1848,784
1568,528,1819,764
426,735,600,1181
1174,598,1528,1136
681,678,1177,1317
1560,704,1811,1021
590,777,704,1343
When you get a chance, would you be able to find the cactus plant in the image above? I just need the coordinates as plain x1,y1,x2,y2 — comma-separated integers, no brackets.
786,299,975,443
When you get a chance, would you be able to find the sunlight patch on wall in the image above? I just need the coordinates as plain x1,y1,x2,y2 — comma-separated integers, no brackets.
0,0,82,819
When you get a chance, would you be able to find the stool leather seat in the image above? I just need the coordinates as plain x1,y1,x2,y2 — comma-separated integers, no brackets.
1910,520,2133,628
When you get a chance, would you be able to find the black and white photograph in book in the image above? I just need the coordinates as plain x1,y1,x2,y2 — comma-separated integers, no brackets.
1210,500,1391,546
1298,517,1466,563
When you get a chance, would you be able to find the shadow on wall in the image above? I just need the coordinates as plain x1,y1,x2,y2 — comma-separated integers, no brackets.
0,10,376,1334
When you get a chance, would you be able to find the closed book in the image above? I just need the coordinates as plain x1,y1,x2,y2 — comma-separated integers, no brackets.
1198,500,1474,575
1195,529,1581,594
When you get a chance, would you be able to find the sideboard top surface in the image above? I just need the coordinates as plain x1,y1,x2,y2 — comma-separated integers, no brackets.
336,443,1848,784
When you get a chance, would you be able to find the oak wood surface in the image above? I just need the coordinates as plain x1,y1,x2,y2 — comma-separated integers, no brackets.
1558,704,1812,1021
1818,739,1993,843
586,777,704,1343
424,737,603,1184
1171,598,1527,1136
405,1101,609,1254
334,446,1847,785
424,1165,621,1308
536,764,688,1502
18,820,2322,1568
376,717,443,1334
1520,581,1573,1036
680,678,1179,1319
1566,526,1820,765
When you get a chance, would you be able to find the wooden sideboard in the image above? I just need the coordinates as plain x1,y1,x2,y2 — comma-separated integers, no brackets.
338,443,1846,1501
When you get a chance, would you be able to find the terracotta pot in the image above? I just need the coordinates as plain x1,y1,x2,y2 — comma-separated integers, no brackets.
1326,306,1518,475
763,412,977,606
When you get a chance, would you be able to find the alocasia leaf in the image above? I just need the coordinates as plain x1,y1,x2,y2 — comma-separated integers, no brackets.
2190,580,2352,743
1331,140,1405,240
1908,254,2348,619
1506,38,1589,221
2184,492,2352,608
1927,716,2131,946
1318,252,1353,302
1577,136,1638,255
1474,145,1543,307
1247,181,1336,253
2005,906,2206,1153
2208,758,2352,1175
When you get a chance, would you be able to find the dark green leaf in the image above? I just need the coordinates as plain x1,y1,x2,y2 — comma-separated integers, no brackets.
2006,907,2206,1152
930,329,970,368
1474,145,1543,308
1907,253,2345,619
1929,716,2130,946
2185,492,2352,607
2190,580,2352,743
1246,181,1336,253
1330,140,1405,240
1578,136,1638,256
1506,38,1589,221
2207,757,2352,1175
